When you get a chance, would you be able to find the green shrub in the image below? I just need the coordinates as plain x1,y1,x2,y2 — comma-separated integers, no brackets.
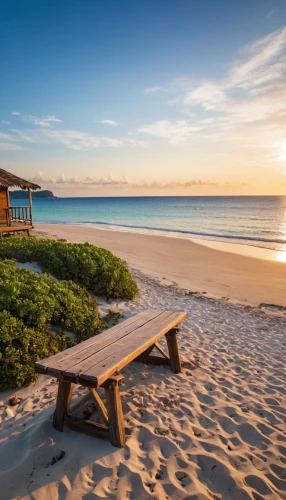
0,260,104,340
0,238,138,389
0,260,106,389
0,310,77,390
0,237,138,299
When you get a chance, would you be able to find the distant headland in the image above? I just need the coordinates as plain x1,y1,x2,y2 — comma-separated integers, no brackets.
10,190,56,199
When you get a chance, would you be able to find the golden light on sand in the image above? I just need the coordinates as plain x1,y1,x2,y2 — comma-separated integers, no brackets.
275,250,286,263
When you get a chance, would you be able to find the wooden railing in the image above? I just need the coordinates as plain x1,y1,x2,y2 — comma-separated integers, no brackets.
6,206,32,225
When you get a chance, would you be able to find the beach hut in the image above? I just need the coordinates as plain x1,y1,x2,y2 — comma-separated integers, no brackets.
0,168,41,237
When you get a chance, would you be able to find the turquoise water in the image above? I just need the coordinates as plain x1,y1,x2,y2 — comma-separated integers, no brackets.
12,196,286,252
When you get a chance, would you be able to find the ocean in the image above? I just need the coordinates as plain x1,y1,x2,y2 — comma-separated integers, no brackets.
13,195,286,255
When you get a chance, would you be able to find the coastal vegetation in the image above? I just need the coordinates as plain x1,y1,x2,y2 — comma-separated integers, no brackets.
0,239,138,389
0,238,138,299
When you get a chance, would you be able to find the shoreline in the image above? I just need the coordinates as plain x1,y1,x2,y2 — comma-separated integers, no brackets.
33,220,286,261
190,237,286,262
34,223,286,308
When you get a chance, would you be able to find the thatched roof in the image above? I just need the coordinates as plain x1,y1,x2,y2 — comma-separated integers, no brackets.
0,168,41,190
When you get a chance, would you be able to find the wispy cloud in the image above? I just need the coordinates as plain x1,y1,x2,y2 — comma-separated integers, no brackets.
143,86,163,95
183,83,228,109
101,120,118,126
139,29,286,147
229,27,286,91
133,179,216,188
126,138,148,146
141,26,286,150
1,127,122,150
138,120,201,144
183,27,286,119
40,129,122,149
1,125,147,151
11,111,63,127
30,171,129,186
0,132,14,141
0,142,25,151
31,171,216,189
0,130,32,149
266,9,275,19
9,129,37,143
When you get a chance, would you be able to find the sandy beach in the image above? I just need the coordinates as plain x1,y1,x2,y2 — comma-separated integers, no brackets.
0,225,285,499
36,223,286,309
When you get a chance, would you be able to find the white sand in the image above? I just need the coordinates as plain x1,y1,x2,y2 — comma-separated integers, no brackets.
0,226,286,499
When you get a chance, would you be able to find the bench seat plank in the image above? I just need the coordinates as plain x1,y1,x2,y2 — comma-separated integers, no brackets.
35,309,159,372
44,310,163,377
79,310,187,387
35,309,186,388
61,310,173,384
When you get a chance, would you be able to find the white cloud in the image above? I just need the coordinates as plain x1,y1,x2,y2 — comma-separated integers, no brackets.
0,126,131,151
144,78,193,97
25,114,63,127
0,132,13,140
126,138,148,146
169,26,286,153
9,129,36,143
11,111,63,127
30,172,129,187
228,27,286,91
0,142,25,150
183,26,286,117
143,86,163,94
266,9,275,19
138,120,200,144
41,129,122,149
101,120,118,126
184,82,228,110
132,179,216,188
0,129,32,150
138,28,286,150
0,130,35,144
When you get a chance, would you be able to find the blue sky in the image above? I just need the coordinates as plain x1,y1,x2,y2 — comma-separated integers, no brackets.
1,0,286,195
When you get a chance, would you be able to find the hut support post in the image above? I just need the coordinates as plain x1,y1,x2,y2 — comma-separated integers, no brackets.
7,188,10,208
28,188,33,226
6,188,11,226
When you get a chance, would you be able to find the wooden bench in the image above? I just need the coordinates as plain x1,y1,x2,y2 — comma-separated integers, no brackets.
35,309,187,447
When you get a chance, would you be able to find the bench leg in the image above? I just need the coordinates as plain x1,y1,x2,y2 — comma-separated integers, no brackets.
104,376,125,448
53,380,74,431
166,329,182,374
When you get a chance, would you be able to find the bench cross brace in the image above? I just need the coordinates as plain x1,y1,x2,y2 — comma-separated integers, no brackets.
135,328,182,374
53,374,126,447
